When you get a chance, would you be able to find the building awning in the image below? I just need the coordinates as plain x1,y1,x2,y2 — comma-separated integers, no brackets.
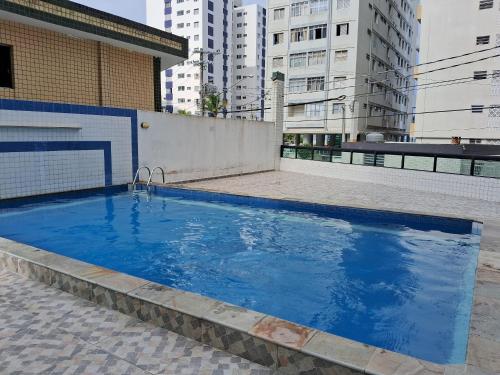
0,0,188,70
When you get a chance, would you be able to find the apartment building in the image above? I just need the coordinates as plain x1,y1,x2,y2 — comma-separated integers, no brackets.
414,0,500,144
231,4,267,120
265,0,420,145
164,0,234,114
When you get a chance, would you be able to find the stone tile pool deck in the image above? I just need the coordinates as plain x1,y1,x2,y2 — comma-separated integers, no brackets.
1,171,499,374
0,269,271,374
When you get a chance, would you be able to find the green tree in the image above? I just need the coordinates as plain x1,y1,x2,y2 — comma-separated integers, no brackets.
203,94,226,118
177,109,191,116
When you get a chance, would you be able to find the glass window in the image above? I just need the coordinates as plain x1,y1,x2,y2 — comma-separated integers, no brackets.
333,76,347,88
309,24,327,40
290,1,308,17
0,45,13,88
309,0,328,14
307,77,325,91
289,53,307,68
272,57,284,67
337,0,351,9
336,23,349,36
308,50,326,66
291,27,308,42
274,8,285,20
335,49,348,61
305,103,325,117
273,33,284,45
289,78,306,93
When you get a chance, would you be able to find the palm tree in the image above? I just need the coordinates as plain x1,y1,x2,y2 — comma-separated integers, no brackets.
203,94,226,117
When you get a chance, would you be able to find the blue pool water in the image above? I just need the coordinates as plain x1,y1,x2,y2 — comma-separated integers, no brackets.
0,186,481,364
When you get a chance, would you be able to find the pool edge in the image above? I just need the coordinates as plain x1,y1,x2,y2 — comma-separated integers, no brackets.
2,229,499,374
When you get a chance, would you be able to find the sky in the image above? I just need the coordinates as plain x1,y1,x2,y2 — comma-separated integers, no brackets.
72,0,266,24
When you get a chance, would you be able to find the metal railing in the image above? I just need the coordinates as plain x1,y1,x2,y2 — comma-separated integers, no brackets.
281,145,500,179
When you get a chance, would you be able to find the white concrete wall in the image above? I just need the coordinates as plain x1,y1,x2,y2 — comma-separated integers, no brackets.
280,158,500,202
137,111,276,182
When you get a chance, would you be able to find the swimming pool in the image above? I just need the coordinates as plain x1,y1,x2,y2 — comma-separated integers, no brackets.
0,186,481,364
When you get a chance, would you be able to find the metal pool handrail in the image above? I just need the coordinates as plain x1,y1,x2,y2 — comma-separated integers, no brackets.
147,167,166,187
132,166,151,189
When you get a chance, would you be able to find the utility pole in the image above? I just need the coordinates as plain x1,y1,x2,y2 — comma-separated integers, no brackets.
341,105,346,144
192,48,222,117
192,48,206,117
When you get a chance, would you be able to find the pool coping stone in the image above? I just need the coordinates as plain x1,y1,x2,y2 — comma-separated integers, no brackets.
0,187,499,374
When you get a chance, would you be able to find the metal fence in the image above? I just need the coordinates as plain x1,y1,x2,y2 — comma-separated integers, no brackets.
281,146,500,179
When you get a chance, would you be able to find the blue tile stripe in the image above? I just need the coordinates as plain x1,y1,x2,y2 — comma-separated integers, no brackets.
0,141,113,186
0,99,139,178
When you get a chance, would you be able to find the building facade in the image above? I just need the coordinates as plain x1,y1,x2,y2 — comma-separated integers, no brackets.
265,0,420,145
0,0,187,112
231,3,267,120
164,0,234,115
414,0,500,144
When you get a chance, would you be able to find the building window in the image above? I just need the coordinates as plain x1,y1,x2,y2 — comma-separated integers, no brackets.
177,23,184,28
291,27,308,42
309,0,328,14
476,35,490,45
274,8,285,20
194,34,199,41
471,105,485,113
333,76,347,88
307,77,325,91
178,86,185,91
208,38,214,48
479,0,494,9
193,8,199,14
289,53,307,68
208,1,214,11
334,49,348,61
305,103,325,117
474,71,488,80
336,23,349,36
208,13,213,23
290,1,307,17
332,103,344,115
194,22,199,28
308,50,326,66
272,57,284,67
337,0,351,9
309,24,327,40
177,10,184,15
492,70,500,95
273,33,284,45
208,26,214,36
289,78,306,93
178,73,185,78
0,45,13,88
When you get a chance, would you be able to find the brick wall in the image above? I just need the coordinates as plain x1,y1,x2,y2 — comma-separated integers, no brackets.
0,20,155,111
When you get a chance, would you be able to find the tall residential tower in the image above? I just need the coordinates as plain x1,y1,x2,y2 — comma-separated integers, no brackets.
414,0,500,144
231,3,267,120
265,0,420,145
164,0,234,114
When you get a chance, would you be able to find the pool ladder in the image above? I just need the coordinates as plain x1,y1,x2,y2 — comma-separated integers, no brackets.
132,166,166,191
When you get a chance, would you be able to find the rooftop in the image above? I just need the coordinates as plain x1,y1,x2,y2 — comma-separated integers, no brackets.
0,0,188,69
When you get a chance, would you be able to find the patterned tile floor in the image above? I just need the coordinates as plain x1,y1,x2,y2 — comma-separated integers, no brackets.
0,270,273,375
180,171,500,221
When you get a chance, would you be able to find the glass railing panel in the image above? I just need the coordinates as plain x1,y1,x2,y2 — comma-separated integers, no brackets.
330,151,350,163
313,149,331,162
382,154,403,168
404,156,434,171
296,148,313,160
282,147,296,159
474,160,500,178
436,158,471,175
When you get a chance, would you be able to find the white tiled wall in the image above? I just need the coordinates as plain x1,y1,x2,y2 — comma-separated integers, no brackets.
0,109,133,199
281,158,500,203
